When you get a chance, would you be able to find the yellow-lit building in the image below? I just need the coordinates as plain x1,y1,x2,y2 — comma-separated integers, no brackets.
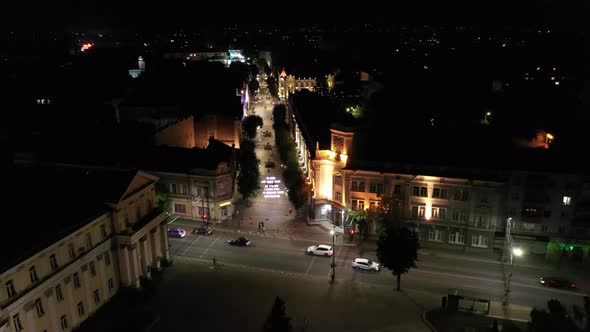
0,165,169,332
279,68,316,100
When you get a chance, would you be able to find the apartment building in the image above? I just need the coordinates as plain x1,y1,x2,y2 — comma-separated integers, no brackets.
144,140,238,222
0,165,169,332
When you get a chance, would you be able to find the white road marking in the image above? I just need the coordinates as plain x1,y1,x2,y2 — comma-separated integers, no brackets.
199,234,223,259
181,234,202,256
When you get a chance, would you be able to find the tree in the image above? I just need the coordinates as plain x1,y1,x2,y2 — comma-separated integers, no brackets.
248,79,260,97
156,192,172,212
263,296,292,332
267,76,279,97
238,139,260,198
376,224,419,291
243,115,264,139
529,299,579,332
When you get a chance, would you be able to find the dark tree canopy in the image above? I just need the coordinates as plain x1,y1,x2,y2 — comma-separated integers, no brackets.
238,139,260,198
263,296,292,332
243,115,264,139
376,225,419,291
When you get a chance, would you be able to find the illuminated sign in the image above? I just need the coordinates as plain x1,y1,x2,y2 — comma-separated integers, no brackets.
261,176,285,198
219,201,231,207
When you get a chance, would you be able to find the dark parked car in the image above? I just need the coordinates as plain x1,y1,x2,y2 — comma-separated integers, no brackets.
193,226,213,235
539,277,576,289
228,237,252,246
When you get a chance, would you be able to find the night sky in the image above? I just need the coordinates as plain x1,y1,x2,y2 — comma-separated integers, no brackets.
2,0,589,31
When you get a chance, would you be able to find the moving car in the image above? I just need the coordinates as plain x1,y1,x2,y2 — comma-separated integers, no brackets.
352,258,380,271
167,228,187,238
539,277,576,289
228,237,252,246
307,244,333,257
193,226,213,235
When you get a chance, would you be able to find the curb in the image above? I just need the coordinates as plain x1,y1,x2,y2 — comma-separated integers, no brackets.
421,311,438,332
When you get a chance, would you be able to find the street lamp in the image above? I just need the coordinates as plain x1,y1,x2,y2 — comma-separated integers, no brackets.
329,228,336,283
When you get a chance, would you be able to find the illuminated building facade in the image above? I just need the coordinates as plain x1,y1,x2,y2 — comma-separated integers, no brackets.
279,68,317,100
0,166,170,332
149,141,238,223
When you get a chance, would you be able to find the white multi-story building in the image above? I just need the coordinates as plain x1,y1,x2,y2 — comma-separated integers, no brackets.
0,165,169,332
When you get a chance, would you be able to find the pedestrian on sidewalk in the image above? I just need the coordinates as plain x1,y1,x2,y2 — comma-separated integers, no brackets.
261,220,265,232
258,222,261,234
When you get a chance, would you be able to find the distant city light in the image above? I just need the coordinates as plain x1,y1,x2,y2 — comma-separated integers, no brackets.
80,43,93,52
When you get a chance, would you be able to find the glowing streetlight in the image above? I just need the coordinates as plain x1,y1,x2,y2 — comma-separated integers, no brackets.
329,228,336,283
512,247,523,257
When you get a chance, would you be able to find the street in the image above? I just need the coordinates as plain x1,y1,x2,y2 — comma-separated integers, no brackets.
166,228,588,315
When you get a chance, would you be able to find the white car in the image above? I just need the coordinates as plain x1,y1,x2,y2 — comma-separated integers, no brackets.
352,258,380,271
306,244,333,256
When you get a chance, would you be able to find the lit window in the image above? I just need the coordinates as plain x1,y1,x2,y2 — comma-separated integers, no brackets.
563,196,571,206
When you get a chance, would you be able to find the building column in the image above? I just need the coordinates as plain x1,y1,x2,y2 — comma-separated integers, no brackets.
127,244,141,288
81,263,94,314
44,287,59,332
117,245,131,286
64,276,79,327
98,255,110,302
150,227,162,271
23,302,37,332
160,223,171,262
139,236,151,279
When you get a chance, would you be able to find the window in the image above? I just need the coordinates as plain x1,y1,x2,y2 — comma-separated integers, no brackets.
453,190,461,200
471,235,488,247
73,273,80,288
94,289,101,304
221,206,229,217
480,192,489,203
448,232,465,244
541,225,549,232
35,298,45,317
452,210,460,221
369,183,384,194
460,211,468,222
170,183,177,193
461,190,469,201
431,207,439,219
369,201,378,210
411,205,418,217
104,252,111,266
60,315,68,330
179,183,188,194
351,199,365,210
101,225,108,238
174,203,187,214
30,266,38,283
420,187,428,197
431,207,446,219
85,233,93,249
78,301,85,317
335,192,342,202
136,206,141,221
418,206,426,218
56,285,64,302
108,278,114,292
393,184,401,195
563,196,572,206
68,244,76,259
12,314,23,331
89,262,96,277
428,230,442,241
50,254,59,271
432,188,440,198
334,176,342,186
440,189,448,199
351,180,365,192
147,199,152,210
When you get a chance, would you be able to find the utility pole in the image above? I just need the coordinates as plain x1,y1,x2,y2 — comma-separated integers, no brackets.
503,217,517,305
330,227,336,283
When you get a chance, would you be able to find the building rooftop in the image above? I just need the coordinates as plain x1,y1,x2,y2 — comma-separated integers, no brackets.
1,165,138,273
290,90,358,157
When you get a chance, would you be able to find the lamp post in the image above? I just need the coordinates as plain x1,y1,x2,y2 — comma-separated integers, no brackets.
330,227,336,283
504,246,523,305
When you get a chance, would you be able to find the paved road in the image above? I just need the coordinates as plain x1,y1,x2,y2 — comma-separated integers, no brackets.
167,229,588,319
